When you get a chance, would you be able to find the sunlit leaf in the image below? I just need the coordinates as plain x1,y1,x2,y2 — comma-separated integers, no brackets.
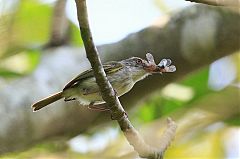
136,67,213,121
0,68,23,78
12,0,52,45
180,67,212,101
224,114,240,126
137,103,156,122
70,23,83,46
0,49,41,77
154,0,170,13
0,0,52,58
165,129,225,159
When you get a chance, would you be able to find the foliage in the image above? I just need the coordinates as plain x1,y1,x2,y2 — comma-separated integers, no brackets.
0,49,40,77
136,67,212,122
0,0,82,79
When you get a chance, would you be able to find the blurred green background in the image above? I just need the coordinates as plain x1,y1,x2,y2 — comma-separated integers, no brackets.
0,0,239,159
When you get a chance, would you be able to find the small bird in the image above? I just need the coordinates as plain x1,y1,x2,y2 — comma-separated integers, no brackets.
32,53,176,111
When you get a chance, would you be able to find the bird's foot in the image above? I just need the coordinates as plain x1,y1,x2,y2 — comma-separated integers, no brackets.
111,111,128,120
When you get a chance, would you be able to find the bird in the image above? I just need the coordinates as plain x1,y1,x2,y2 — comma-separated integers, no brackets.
31,53,176,112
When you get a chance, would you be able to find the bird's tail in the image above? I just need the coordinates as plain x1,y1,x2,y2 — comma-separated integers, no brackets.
32,91,63,112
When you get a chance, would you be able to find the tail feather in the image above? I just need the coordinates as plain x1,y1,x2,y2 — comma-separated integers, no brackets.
32,91,63,112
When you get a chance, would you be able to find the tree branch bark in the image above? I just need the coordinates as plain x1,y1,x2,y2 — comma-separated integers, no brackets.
185,0,240,7
74,1,176,158
74,0,125,121
46,0,69,47
0,5,239,154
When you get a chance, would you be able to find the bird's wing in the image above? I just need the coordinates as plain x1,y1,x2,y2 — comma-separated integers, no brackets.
63,69,93,90
63,61,124,90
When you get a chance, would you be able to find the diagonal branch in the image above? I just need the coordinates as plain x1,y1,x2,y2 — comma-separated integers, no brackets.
185,0,240,7
74,0,124,121
74,0,177,159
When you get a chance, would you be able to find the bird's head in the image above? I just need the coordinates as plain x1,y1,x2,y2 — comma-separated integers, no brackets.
121,53,176,82
121,57,150,72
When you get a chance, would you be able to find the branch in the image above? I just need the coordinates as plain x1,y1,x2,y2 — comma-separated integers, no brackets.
185,0,240,7
74,0,124,120
46,0,69,47
74,0,176,158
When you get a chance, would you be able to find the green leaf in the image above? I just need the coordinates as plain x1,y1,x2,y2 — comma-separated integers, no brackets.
70,23,83,46
224,114,240,126
138,103,156,122
0,69,23,78
25,49,41,73
12,0,52,45
0,49,41,77
180,67,213,102
136,67,214,121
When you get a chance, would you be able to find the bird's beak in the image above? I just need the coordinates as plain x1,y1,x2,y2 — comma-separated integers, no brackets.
143,53,176,74
143,60,157,73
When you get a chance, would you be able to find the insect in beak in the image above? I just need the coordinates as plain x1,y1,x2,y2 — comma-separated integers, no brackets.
144,53,176,74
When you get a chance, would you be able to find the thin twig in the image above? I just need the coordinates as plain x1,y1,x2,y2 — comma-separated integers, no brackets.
74,0,177,158
75,0,125,122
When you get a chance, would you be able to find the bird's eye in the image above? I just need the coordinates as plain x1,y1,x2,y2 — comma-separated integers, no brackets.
136,59,142,64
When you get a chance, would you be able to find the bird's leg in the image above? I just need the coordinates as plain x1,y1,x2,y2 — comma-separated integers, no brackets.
88,102,110,111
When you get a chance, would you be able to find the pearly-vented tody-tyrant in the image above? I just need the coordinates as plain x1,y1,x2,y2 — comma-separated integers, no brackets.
32,53,176,111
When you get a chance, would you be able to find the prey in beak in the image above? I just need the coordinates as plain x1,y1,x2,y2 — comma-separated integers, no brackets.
144,53,176,74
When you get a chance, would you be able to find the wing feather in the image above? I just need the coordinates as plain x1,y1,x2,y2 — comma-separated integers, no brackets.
63,61,124,90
